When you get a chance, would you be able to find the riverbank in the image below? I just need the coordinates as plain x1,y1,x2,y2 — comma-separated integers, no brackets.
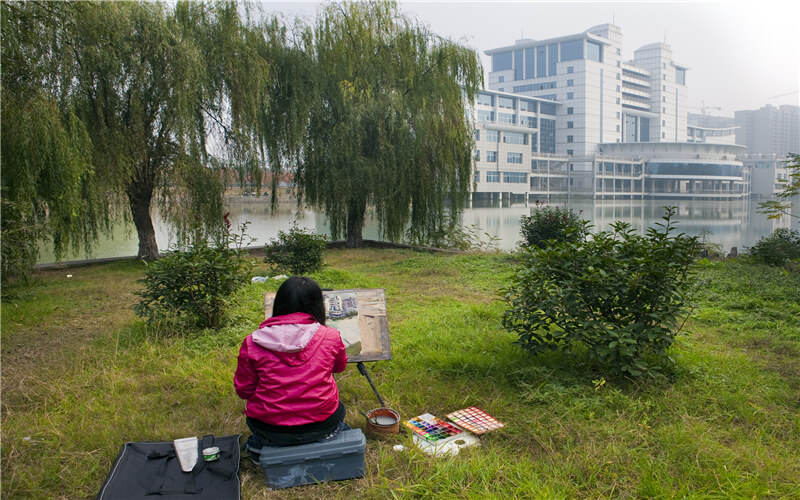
2,250,799,498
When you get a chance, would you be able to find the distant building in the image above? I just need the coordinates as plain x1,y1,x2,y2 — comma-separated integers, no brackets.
472,24,746,200
735,104,800,156
687,113,737,145
741,154,793,197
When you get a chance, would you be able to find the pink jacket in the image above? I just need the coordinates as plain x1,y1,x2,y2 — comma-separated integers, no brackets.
234,312,347,426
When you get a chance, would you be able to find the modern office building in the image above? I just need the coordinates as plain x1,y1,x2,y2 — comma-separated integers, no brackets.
687,113,737,145
472,24,747,200
735,104,800,156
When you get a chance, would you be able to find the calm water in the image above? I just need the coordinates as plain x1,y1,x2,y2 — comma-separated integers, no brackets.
38,197,794,264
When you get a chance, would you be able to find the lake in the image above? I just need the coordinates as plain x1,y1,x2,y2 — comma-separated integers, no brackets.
38,197,794,264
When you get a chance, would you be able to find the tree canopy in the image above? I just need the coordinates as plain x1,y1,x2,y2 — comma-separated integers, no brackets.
297,1,482,246
2,0,483,280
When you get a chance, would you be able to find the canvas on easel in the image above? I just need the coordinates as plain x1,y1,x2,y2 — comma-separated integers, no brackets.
264,288,392,363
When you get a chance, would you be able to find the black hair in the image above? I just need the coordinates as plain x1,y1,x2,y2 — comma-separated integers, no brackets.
272,276,326,325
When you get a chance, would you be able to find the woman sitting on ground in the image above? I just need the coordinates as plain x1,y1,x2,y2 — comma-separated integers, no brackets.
234,276,348,461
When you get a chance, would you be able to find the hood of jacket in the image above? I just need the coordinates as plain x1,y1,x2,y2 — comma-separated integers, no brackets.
251,312,322,365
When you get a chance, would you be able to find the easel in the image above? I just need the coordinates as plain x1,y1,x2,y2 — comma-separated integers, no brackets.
356,362,385,407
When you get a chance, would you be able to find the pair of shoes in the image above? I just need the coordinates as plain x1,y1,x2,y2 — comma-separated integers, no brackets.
248,452,260,465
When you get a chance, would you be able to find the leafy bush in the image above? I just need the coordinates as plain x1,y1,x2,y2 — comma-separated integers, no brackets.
519,202,584,249
135,224,252,329
748,228,800,266
264,224,328,275
503,207,699,378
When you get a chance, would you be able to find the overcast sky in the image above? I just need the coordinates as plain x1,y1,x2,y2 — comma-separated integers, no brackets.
260,1,800,116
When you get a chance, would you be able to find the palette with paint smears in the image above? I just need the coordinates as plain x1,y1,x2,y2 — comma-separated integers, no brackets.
404,413,463,442
445,406,504,435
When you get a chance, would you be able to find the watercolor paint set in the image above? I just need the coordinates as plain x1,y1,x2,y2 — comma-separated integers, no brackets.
445,406,504,435
403,413,463,442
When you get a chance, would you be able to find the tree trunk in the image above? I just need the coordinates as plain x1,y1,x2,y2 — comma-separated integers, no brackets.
127,172,159,260
345,200,366,248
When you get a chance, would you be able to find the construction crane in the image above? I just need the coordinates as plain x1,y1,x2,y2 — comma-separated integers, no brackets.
689,100,722,115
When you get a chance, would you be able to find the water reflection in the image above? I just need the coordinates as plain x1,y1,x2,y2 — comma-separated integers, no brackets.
39,197,791,263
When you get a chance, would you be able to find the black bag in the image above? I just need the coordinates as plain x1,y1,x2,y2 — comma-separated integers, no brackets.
96,434,241,499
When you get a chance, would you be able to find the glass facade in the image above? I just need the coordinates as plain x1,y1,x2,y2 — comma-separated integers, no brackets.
540,119,556,153
647,163,743,177
525,48,536,79
525,116,537,128
548,44,558,76
624,115,637,143
540,102,557,115
493,51,512,71
521,100,537,112
514,50,523,80
530,133,538,152
498,112,516,125
513,82,556,93
676,68,686,85
560,39,583,61
587,41,602,62
477,110,495,122
477,92,494,106
537,46,546,77
498,96,515,109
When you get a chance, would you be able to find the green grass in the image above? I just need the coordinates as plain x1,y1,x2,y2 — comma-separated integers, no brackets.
2,251,799,499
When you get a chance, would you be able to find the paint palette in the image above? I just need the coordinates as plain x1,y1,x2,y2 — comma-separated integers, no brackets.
445,406,504,435
404,413,463,442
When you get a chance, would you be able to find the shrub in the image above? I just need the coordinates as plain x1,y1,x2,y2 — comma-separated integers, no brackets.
748,228,800,266
264,224,328,275
519,202,584,249
135,224,252,329
503,207,699,378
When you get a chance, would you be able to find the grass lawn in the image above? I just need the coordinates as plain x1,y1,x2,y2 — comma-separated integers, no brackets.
2,250,799,499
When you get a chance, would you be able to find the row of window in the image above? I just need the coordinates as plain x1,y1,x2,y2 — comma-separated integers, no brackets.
492,39,604,78
476,171,529,184
475,151,526,164
477,92,540,112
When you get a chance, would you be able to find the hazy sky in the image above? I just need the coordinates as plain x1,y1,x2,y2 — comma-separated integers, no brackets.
261,1,800,116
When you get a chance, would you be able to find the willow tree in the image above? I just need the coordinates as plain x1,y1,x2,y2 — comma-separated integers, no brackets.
298,1,482,247
2,1,286,265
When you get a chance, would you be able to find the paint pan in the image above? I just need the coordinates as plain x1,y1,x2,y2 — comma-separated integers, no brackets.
365,407,400,438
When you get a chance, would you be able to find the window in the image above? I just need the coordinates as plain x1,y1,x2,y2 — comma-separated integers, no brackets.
540,119,555,153
498,96,515,109
498,112,517,125
616,85,620,92
617,61,621,67
616,111,620,118
473,150,480,161
567,135,573,143
676,68,686,85
507,152,523,164
498,88,504,92
525,116,537,128
567,79,574,87
537,46,546,77
477,93,494,106
567,149,573,156
477,110,495,122
616,48,621,55
514,49,523,81
486,170,500,182
492,51,512,71
474,129,480,141
486,130,499,142
567,121,574,128
662,96,666,103
521,100,537,112
567,66,574,74
567,107,574,115
560,40,583,61
663,74,666,80
662,120,666,126
548,44,558,76
662,107,666,113
498,76,504,83
474,170,480,182
503,132,527,144
616,125,620,132
663,62,667,69
662,132,666,138
531,132,538,152
487,151,497,162
525,48,536,79
662,85,666,91
503,172,527,183
567,92,574,99
587,40,602,62
616,97,620,104
540,102,557,115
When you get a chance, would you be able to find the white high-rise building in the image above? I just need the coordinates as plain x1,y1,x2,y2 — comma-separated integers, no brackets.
474,24,747,200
